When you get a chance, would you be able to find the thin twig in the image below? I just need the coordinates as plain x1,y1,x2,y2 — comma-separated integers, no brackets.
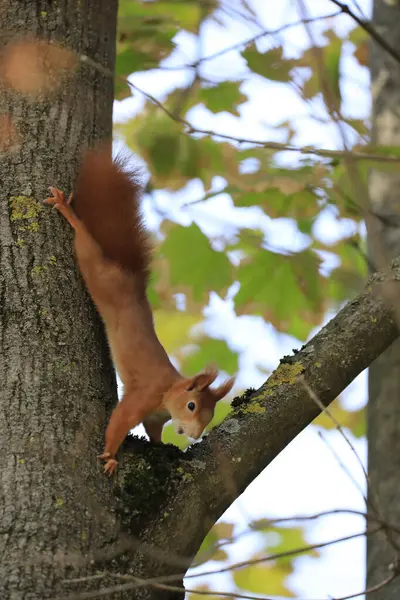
187,527,381,580
333,569,396,600
59,558,398,600
298,0,400,332
300,377,370,489
170,1,206,118
317,429,367,504
188,11,341,66
152,582,274,599
194,507,400,567
180,124,400,162
58,529,381,599
329,0,400,66
300,378,400,556
79,54,400,164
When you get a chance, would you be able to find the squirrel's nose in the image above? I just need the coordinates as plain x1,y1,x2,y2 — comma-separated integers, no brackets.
177,427,184,434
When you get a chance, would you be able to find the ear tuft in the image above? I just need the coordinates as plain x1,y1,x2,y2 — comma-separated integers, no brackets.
186,365,218,392
212,376,236,401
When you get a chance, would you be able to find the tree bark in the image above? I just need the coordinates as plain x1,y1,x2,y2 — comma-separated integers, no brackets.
367,2,400,596
0,2,119,597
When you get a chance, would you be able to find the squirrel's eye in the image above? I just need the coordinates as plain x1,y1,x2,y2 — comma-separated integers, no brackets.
187,401,196,412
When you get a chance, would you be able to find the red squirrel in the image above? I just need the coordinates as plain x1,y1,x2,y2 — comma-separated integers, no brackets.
44,147,235,475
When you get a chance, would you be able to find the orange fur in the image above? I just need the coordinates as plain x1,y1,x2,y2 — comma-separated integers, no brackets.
44,147,235,475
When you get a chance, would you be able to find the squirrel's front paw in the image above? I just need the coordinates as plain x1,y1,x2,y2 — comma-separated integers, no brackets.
98,452,118,476
103,458,118,476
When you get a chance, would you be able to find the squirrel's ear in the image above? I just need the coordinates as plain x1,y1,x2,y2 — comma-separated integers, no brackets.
186,364,218,391
212,376,236,401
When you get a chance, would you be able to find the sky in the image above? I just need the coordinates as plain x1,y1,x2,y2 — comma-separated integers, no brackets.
113,0,373,598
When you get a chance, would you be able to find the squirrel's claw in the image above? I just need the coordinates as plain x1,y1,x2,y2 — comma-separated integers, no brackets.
43,187,80,230
103,459,118,476
98,452,118,476
43,187,65,206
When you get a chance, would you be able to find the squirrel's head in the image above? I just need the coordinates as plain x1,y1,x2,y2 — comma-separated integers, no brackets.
163,366,235,441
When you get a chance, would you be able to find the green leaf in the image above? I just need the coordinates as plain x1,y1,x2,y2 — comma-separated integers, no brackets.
299,31,343,108
323,30,343,109
234,248,324,340
195,521,234,563
314,399,365,438
349,25,369,67
162,423,190,449
147,268,162,310
228,163,328,211
199,81,247,116
343,118,369,137
116,44,166,75
115,5,178,99
315,237,367,306
117,0,205,32
234,187,320,222
160,223,233,307
234,562,294,597
120,108,241,190
363,144,400,158
349,26,369,46
239,522,319,597
153,309,201,354
188,586,229,600
182,338,238,376
250,523,320,561
324,159,375,219
206,401,232,431
242,45,295,82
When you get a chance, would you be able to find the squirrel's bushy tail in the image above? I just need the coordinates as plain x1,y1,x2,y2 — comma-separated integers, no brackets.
73,145,151,285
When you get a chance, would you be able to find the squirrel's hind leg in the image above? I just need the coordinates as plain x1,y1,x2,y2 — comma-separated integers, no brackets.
44,187,81,231
143,418,163,443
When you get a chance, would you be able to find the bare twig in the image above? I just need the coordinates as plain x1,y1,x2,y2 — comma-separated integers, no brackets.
60,556,399,600
317,429,367,503
300,376,400,560
151,581,273,599
329,0,400,66
187,527,381,580
180,124,400,162
333,568,397,600
300,377,370,488
79,54,400,164
170,1,206,118
59,528,381,599
293,4,400,541
194,506,400,567
62,570,275,600
189,11,341,66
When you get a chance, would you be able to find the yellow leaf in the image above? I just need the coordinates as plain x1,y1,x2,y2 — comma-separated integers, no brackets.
154,309,201,354
234,561,294,596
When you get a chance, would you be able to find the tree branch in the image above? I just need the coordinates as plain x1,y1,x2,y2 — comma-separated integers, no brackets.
46,220,400,600
100,257,400,598
329,0,400,66
80,53,400,164
50,223,400,594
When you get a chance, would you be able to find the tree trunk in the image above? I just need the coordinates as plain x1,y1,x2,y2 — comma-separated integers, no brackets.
0,2,119,597
367,1,400,595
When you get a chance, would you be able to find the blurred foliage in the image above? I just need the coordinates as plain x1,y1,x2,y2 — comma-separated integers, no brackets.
113,0,375,596
189,519,320,598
